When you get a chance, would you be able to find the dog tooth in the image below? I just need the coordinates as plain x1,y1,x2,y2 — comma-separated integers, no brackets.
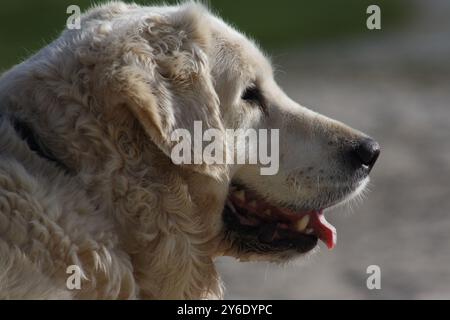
305,228,314,235
296,215,310,231
234,190,245,202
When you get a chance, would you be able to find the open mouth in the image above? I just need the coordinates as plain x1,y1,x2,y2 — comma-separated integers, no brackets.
223,184,337,254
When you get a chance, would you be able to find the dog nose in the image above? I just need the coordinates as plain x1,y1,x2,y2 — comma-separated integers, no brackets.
352,138,380,171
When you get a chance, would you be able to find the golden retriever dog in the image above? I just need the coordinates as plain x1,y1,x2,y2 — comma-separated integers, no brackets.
0,1,380,299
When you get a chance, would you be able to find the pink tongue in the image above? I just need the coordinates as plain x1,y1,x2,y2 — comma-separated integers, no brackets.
308,210,337,249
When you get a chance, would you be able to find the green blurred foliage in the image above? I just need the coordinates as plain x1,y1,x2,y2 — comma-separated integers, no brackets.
0,0,408,71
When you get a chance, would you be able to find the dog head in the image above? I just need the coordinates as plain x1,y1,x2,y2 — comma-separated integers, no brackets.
0,2,380,298
204,11,380,261
70,2,379,261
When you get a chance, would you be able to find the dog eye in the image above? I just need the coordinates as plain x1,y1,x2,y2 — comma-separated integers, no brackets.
241,86,268,114
241,86,262,104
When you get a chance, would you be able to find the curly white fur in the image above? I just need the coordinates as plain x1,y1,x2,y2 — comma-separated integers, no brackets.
0,1,372,299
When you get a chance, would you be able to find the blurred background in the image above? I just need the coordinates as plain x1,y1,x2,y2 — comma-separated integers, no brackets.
1,0,449,299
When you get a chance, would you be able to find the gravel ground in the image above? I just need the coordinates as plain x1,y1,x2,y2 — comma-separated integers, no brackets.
217,0,450,299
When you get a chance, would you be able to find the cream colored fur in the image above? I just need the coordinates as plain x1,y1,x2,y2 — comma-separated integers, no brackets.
0,1,370,299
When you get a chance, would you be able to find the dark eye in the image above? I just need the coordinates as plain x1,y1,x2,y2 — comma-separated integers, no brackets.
241,85,268,114
241,86,262,104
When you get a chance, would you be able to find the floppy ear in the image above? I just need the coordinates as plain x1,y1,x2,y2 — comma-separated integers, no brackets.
108,4,226,179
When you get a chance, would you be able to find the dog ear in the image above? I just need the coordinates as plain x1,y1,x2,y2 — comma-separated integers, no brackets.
108,4,227,179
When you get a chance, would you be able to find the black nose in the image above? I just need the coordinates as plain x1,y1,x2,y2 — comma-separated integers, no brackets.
352,138,380,171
